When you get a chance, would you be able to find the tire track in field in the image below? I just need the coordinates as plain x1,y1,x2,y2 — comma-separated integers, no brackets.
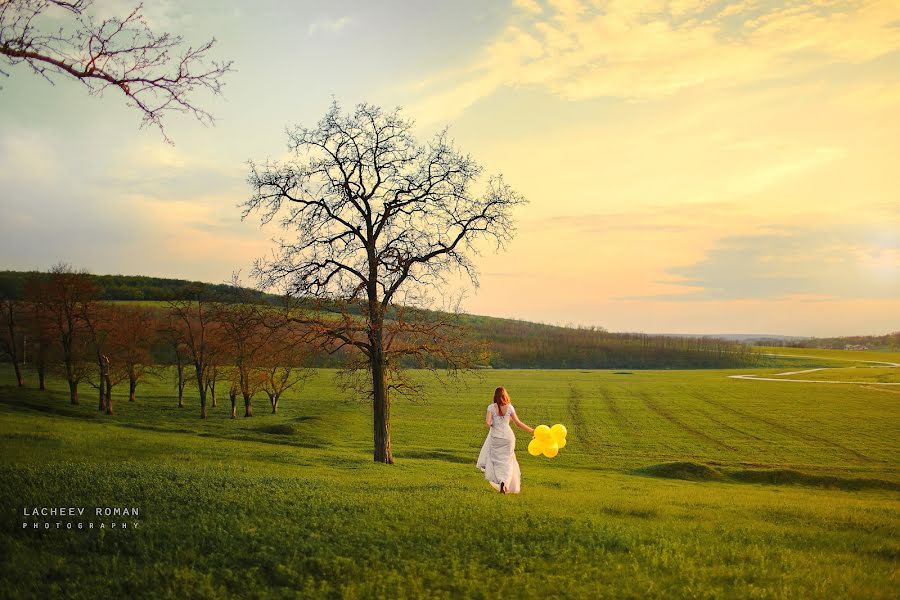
566,384,602,455
637,391,737,452
692,391,876,463
598,384,629,432
679,390,768,443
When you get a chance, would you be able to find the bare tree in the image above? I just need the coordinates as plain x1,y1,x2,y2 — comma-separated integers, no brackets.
159,313,188,408
0,292,25,387
260,322,312,414
81,300,114,413
243,102,525,463
107,304,156,402
23,274,54,390
214,281,272,417
167,285,221,419
0,0,233,142
37,263,95,404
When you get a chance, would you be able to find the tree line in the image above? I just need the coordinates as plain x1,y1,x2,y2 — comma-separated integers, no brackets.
467,318,762,369
783,333,900,352
0,264,315,419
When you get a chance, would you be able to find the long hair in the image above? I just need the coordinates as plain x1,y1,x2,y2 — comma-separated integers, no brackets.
493,386,510,416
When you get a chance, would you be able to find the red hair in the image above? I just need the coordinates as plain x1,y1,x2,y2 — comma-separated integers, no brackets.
493,386,510,416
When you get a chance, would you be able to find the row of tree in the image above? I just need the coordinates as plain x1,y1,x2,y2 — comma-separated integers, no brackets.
783,333,900,352
0,264,314,419
468,319,761,369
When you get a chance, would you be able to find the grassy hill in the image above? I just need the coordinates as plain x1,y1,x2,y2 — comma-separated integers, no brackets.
1,270,768,369
2,350,898,598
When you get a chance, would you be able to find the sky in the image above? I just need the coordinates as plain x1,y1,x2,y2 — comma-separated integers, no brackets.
1,0,898,337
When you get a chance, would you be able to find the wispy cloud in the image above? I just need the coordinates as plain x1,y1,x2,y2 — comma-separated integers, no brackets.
635,223,900,301
410,0,900,121
307,15,353,36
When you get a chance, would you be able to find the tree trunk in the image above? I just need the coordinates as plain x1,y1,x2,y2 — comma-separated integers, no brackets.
210,378,217,407
98,377,106,411
11,358,24,387
68,380,79,405
104,367,113,415
176,362,185,408
3,303,24,386
270,392,278,414
371,346,393,464
243,391,253,417
195,364,207,419
37,343,46,390
129,375,137,402
229,390,237,419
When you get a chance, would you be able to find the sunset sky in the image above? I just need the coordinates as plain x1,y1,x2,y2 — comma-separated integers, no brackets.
1,0,898,336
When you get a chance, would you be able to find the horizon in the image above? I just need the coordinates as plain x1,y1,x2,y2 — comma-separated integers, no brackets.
1,0,898,337
1,267,894,340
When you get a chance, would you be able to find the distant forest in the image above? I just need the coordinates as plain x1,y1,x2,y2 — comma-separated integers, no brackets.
785,333,900,352
1,270,763,370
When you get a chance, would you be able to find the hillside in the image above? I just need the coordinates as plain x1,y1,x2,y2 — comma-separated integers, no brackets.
3,269,762,369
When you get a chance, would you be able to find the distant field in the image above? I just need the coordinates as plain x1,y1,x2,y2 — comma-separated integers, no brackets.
768,367,900,384
1,353,898,598
754,345,900,365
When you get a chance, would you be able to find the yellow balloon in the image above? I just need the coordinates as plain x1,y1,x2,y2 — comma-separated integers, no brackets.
527,438,544,456
551,423,568,440
542,440,559,458
534,425,552,441
557,437,567,449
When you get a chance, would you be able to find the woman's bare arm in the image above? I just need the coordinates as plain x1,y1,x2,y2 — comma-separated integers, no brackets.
485,409,493,428
510,412,534,434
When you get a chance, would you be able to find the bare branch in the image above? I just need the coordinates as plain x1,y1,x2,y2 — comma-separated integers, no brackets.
0,0,233,142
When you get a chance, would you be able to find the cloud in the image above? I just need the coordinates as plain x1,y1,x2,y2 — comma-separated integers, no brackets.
307,16,353,36
638,223,900,301
513,0,543,14
410,0,900,121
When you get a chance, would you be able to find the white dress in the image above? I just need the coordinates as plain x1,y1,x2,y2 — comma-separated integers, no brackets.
476,403,522,493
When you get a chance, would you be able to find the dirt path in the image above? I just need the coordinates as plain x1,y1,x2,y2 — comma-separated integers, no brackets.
730,353,900,385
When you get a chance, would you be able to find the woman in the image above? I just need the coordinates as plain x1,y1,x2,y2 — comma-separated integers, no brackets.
477,386,534,494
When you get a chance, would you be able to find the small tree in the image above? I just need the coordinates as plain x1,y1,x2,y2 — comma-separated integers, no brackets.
0,286,25,387
108,304,157,402
38,263,96,404
23,274,54,390
214,282,270,417
159,314,189,408
243,102,525,463
0,0,232,142
167,286,221,419
260,323,312,414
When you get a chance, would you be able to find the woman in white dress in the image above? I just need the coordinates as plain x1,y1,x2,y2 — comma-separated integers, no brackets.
477,386,534,494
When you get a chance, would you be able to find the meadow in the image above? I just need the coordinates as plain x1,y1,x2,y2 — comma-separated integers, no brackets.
1,354,898,598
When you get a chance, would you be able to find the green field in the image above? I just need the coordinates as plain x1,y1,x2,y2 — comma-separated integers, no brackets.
2,356,899,598
753,346,900,365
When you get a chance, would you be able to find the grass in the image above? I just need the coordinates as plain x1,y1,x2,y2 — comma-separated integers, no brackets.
769,367,900,384
1,355,898,599
753,346,900,365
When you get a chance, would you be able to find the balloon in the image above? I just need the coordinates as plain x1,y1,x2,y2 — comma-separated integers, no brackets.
550,423,568,440
542,440,559,458
557,437,567,449
534,425,552,441
527,438,544,456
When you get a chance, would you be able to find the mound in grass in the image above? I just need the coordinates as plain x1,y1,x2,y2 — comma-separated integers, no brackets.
257,423,297,435
728,469,900,491
634,461,722,481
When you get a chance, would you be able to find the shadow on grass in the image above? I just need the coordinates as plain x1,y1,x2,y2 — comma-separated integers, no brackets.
0,390,100,421
633,461,900,491
394,450,472,464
